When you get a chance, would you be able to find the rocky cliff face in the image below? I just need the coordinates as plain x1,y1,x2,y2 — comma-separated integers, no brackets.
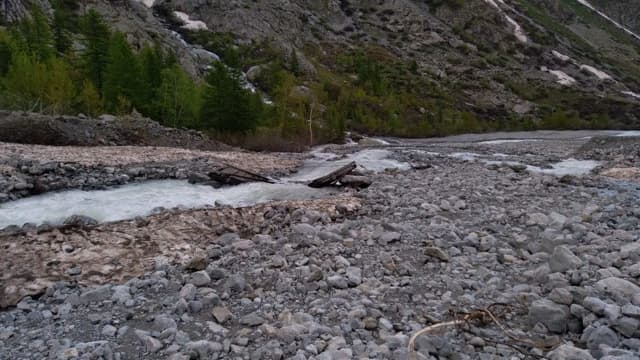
590,0,640,34
1,0,51,22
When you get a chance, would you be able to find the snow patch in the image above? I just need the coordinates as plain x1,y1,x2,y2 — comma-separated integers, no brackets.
482,0,527,43
137,0,155,7
542,67,577,86
575,0,640,42
580,65,612,80
504,15,528,43
622,91,640,100
0,180,331,228
551,50,572,62
173,11,208,31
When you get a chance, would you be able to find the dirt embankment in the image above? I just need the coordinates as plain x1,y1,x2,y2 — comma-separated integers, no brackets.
0,112,305,203
0,111,230,151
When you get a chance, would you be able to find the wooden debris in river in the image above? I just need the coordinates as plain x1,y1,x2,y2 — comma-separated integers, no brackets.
209,164,275,185
308,162,370,188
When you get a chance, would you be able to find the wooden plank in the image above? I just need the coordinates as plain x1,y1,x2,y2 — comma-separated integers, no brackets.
308,162,357,188
208,164,275,185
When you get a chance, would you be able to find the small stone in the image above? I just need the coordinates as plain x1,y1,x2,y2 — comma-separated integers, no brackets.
583,297,606,315
363,317,377,330
378,232,401,245
63,215,98,227
135,330,163,353
190,271,211,287
58,348,80,360
185,340,223,359
424,246,449,262
595,277,640,301
327,275,348,289
547,343,594,360
345,267,362,287
154,315,177,331
207,321,228,335
111,285,132,304
212,306,232,324
185,256,207,271
548,246,583,273
179,284,197,300
79,285,111,303
232,239,254,251
469,337,485,347
548,288,573,305
528,299,570,333
622,304,640,318
101,325,117,337
239,312,264,327
586,326,618,352
615,317,640,337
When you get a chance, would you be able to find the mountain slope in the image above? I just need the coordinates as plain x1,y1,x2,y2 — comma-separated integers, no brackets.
4,0,640,136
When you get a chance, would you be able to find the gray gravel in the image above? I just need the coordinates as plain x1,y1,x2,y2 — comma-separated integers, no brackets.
1,134,640,359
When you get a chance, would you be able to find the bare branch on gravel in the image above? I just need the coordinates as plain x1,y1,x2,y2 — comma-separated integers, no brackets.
407,303,560,360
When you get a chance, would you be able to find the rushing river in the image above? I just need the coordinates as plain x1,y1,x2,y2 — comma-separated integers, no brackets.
0,149,409,228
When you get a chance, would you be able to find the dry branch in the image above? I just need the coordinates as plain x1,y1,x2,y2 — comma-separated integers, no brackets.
407,304,559,360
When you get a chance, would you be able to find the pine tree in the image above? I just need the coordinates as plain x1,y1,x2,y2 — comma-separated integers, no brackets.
16,7,54,61
200,62,261,133
52,5,72,54
80,10,110,90
138,45,165,116
102,32,140,113
0,30,14,76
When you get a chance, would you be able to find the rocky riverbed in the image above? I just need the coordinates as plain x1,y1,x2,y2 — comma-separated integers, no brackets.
1,131,640,359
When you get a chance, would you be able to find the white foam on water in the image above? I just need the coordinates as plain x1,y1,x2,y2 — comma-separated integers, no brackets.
403,149,440,156
0,180,331,228
528,159,601,177
287,149,410,182
449,152,481,161
282,147,411,182
615,131,640,137
479,139,539,145
483,158,600,176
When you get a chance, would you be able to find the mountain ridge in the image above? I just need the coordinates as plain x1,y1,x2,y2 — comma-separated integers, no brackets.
2,0,640,140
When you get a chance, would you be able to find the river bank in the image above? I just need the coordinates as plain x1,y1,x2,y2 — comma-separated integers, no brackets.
0,130,639,359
